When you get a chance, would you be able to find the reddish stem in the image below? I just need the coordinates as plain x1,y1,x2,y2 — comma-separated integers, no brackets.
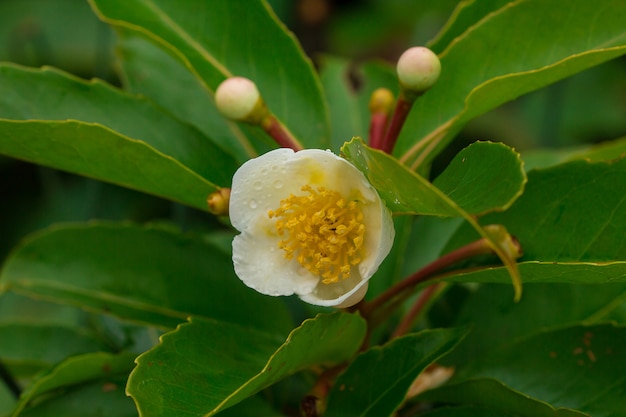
392,283,442,338
261,115,303,151
380,94,414,154
360,238,493,318
368,112,389,150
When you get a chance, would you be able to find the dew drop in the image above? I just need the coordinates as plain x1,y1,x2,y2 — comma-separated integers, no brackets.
273,180,283,189
249,199,258,209
253,181,262,190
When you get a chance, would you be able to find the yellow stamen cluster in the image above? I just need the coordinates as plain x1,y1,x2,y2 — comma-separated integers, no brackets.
268,185,366,284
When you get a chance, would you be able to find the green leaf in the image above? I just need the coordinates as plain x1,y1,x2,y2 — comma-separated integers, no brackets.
342,138,522,299
449,324,626,417
428,0,512,53
324,327,466,417
433,141,526,215
438,283,626,370
441,156,626,286
396,0,626,168
17,375,137,417
11,351,136,417
0,222,292,333
127,312,366,417
0,64,237,210
115,30,259,163
319,56,397,152
89,0,330,149
417,379,587,417
523,136,626,171
0,324,108,377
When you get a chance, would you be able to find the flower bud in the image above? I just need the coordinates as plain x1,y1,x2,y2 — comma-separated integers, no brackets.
215,77,268,124
368,88,394,114
396,47,441,93
207,187,231,216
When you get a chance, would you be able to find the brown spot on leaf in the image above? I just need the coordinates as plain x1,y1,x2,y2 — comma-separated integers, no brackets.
102,382,117,392
586,350,597,362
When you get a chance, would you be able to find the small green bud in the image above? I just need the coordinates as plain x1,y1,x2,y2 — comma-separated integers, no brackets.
207,187,231,216
396,46,441,93
368,88,394,114
215,77,268,124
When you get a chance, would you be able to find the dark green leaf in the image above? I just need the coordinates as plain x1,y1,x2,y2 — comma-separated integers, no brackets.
440,156,626,286
342,138,522,298
0,64,237,210
127,312,366,417
523,136,626,171
417,379,587,417
433,141,526,215
450,324,626,417
115,30,260,163
324,327,466,417
17,375,137,417
0,324,108,377
439,283,626,369
0,222,292,333
89,0,330,148
428,0,513,53
396,1,626,168
12,352,136,417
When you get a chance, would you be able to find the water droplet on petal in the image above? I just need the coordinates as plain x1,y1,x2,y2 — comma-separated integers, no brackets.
253,181,262,190
249,199,258,209
273,180,283,189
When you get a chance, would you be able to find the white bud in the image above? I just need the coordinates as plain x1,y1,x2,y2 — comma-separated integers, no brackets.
215,77,266,122
396,47,441,93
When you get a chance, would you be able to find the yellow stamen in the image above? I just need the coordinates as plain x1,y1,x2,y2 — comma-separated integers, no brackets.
268,185,366,284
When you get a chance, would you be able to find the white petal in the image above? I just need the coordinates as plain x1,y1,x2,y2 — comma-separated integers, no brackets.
232,215,319,296
229,147,296,232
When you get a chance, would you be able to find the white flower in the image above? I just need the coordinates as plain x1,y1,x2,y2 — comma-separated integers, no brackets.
230,148,394,307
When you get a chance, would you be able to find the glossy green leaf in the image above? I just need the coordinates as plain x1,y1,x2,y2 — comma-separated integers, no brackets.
324,327,466,417
0,383,15,417
115,30,259,163
396,0,626,168
342,138,522,298
127,312,366,417
450,324,626,417
12,351,136,417
0,324,108,377
89,0,329,149
319,56,397,152
433,141,526,215
439,283,626,371
417,379,587,417
216,396,284,417
441,156,626,286
17,375,137,417
0,64,237,210
523,136,626,171
428,0,512,53
0,222,292,333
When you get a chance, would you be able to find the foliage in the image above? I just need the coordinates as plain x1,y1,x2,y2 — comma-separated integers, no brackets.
1,0,625,416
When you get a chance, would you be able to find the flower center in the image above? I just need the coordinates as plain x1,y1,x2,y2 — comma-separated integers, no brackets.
268,185,366,284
